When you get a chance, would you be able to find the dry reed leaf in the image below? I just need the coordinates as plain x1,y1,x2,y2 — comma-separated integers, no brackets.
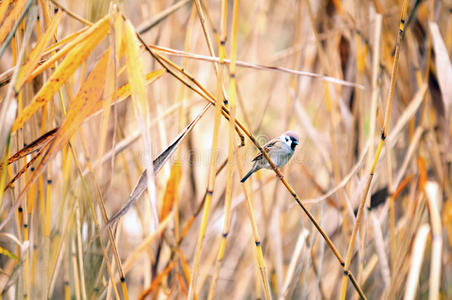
7,128,58,164
392,175,413,200
403,224,430,300
0,0,26,46
11,18,110,132
429,22,452,116
280,229,308,298
5,147,45,189
105,104,211,229
417,157,427,191
139,259,177,300
111,69,166,106
123,19,148,119
387,84,427,147
15,10,64,89
27,15,110,83
160,162,182,219
369,212,390,288
53,50,111,145
425,181,442,300
42,27,89,55
0,0,11,24
0,99,16,158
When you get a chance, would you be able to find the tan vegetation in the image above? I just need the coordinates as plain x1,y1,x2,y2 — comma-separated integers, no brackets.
0,0,451,299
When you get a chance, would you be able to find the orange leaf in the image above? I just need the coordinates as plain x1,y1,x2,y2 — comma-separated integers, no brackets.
138,260,177,300
160,162,182,219
56,50,111,142
417,157,427,191
393,174,413,200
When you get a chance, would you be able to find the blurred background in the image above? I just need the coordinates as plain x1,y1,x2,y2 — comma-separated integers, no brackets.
0,0,451,299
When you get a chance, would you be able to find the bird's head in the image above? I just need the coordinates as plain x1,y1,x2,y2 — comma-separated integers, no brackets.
281,131,299,150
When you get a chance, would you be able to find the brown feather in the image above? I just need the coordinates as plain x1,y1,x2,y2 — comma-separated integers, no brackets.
251,139,282,161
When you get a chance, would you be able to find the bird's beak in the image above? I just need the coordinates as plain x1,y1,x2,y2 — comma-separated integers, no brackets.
293,140,299,146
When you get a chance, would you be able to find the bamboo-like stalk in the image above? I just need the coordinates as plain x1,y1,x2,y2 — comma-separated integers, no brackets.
339,1,409,298
186,0,227,296
236,150,271,300
208,1,240,298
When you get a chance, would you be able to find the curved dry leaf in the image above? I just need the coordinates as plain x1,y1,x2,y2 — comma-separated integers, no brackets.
7,128,58,164
105,104,211,229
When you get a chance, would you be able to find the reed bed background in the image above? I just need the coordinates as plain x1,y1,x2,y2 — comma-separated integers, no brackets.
0,0,451,299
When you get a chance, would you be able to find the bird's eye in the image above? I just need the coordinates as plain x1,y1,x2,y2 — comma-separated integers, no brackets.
285,137,289,142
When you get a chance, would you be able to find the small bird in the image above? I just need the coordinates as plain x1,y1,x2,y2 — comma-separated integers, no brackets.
241,131,299,182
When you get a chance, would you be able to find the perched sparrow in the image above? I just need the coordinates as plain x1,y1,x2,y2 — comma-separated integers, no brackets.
241,131,299,182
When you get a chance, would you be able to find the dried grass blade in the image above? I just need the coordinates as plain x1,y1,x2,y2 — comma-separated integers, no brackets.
42,27,88,56
429,22,452,116
26,15,110,83
0,0,27,47
123,17,159,233
105,104,211,229
425,182,443,300
403,224,430,300
160,162,182,219
15,10,64,89
7,128,58,164
0,0,11,24
138,259,177,300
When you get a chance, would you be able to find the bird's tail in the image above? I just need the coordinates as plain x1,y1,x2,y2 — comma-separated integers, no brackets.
240,169,255,183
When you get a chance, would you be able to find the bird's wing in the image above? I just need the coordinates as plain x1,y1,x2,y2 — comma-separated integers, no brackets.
251,139,282,162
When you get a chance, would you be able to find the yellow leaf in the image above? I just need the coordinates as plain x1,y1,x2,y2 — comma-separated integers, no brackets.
42,26,88,56
123,19,148,118
0,0,12,24
15,10,64,89
0,0,26,45
27,15,110,83
12,17,110,132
